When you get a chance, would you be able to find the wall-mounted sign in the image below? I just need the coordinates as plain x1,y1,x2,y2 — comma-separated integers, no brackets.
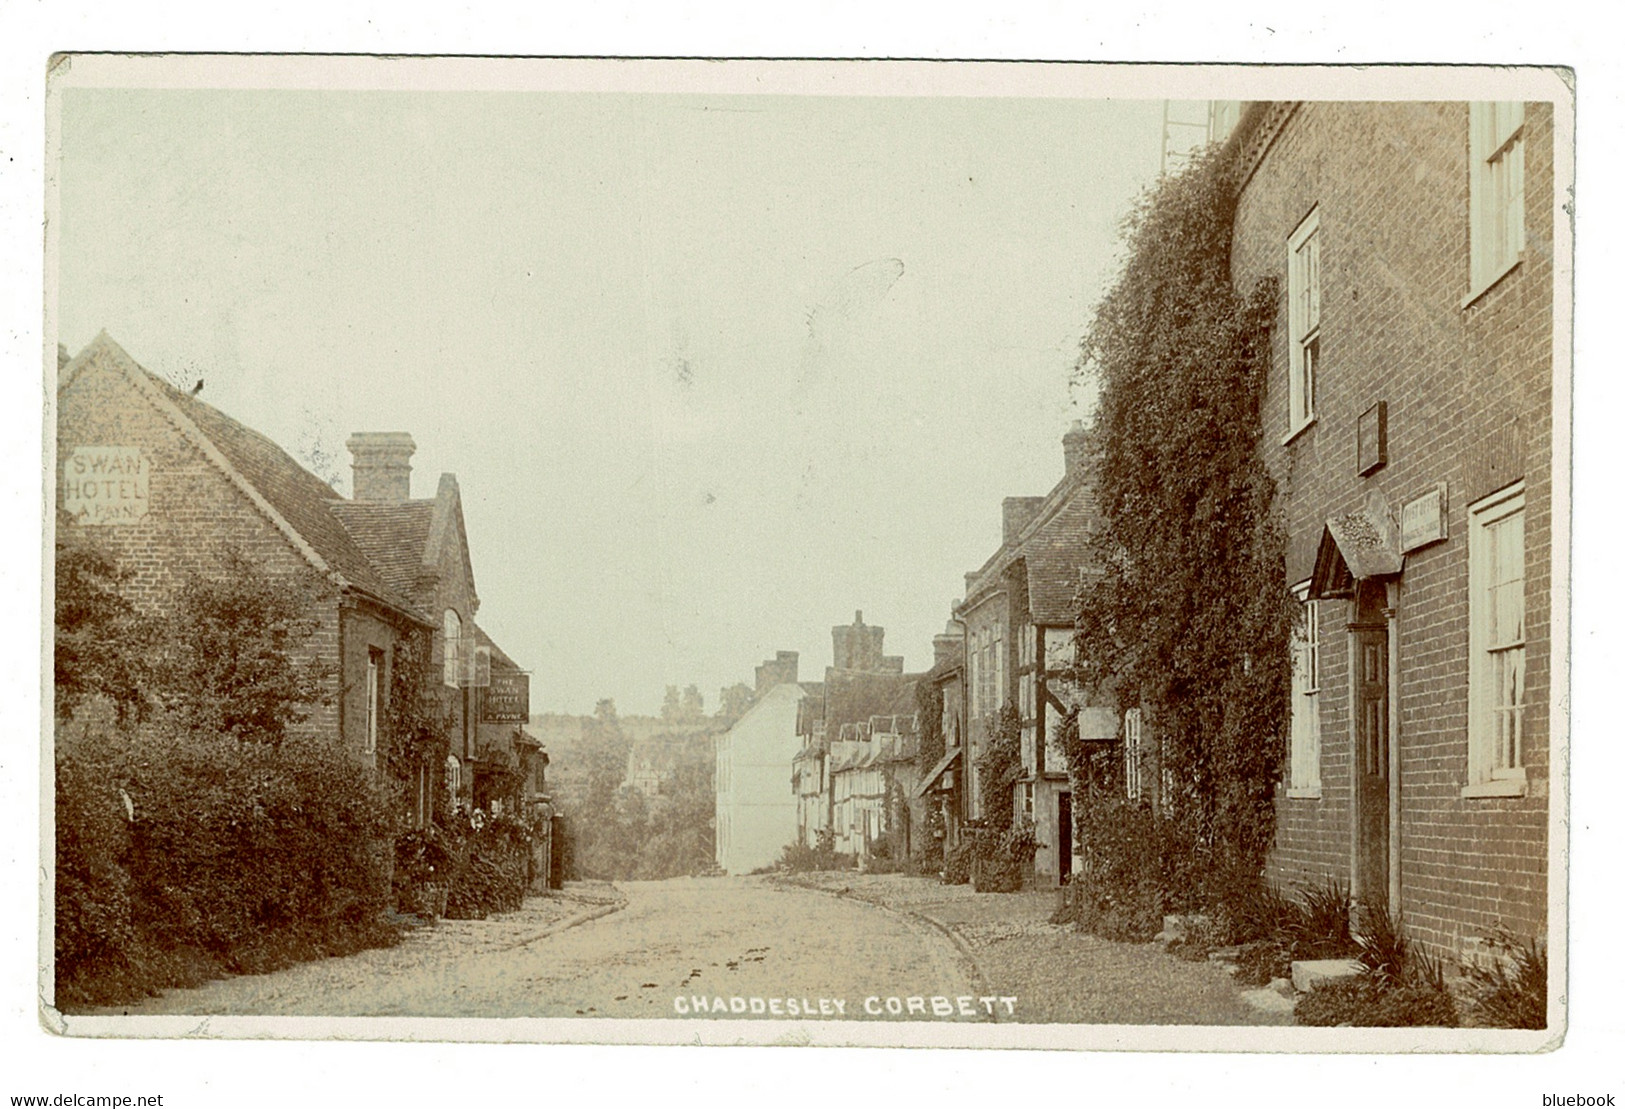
483,670,530,724
1401,482,1449,553
63,446,149,525
1357,401,1388,476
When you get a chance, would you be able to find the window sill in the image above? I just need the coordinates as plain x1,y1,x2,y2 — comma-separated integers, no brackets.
1286,786,1322,800
1282,416,1316,447
1461,776,1528,799
1462,254,1524,310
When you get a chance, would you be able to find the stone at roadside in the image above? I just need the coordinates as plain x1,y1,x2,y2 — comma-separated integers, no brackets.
1291,958,1363,993
1239,986,1298,1017
1154,912,1211,949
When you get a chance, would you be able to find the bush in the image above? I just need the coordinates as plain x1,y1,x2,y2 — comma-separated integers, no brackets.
1073,142,1293,904
1296,976,1458,1028
777,827,843,873
1230,879,1354,986
54,706,398,1010
1295,900,1457,1027
1058,796,1187,941
1462,935,1547,1029
395,810,534,921
942,839,973,885
971,819,1039,893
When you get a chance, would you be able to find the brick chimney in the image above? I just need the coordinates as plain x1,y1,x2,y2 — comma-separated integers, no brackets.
933,620,962,670
1002,496,1045,547
347,433,416,502
1063,419,1090,477
832,610,887,672
754,650,800,694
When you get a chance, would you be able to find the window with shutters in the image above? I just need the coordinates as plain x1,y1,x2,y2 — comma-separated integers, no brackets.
1468,102,1526,301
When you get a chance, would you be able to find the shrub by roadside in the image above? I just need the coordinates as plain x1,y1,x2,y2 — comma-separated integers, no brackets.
1461,935,1546,1029
776,828,851,874
1054,797,1201,941
1295,901,1457,1027
393,811,536,921
54,704,399,1011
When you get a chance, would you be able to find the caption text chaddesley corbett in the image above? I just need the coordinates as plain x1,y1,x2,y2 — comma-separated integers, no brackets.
672,995,1018,1019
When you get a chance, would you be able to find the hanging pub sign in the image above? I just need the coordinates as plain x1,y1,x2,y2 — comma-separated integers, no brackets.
483,670,530,724
63,446,149,525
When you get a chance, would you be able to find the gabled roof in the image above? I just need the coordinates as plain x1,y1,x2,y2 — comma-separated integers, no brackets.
425,472,478,608
474,624,523,672
328,499,435,597
962,469,1100,626
1309,499,1405,600
821,668,919,741
1024,479,1102,626
62,335,430,625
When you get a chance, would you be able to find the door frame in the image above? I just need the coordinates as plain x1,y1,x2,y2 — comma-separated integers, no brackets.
1346,577,1403,920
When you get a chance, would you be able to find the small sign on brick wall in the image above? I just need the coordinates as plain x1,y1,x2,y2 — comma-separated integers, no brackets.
1400,482,1449,553
1357,401,1388,476
63,446,149,524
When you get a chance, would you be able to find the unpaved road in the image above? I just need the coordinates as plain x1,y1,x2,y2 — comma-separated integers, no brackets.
88,873,1283,1025
92,876,978,1021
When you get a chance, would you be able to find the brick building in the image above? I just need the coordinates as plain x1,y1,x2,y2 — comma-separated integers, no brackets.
56,333,539,825
1229,101,1558,957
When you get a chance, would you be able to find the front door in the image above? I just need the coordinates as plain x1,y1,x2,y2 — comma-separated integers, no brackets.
1352,581,1390,913
1056,790,1073,884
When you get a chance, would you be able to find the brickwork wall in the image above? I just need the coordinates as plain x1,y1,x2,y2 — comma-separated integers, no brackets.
56,352,345,741
420,496,480,789
340,601,403,766
1233,101,1555,955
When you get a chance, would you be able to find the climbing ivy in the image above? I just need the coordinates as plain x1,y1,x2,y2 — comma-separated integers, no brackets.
383,628,453,819
1072,143,1294,885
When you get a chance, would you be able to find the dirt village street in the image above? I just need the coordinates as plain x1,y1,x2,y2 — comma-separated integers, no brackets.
91,873,1288,1026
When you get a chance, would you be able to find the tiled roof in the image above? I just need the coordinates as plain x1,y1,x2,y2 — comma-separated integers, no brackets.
150,373,428,621
821,669,919,740
474,624,523,672
962,469,1101,626
329,499,435,598
1023,479,1102,626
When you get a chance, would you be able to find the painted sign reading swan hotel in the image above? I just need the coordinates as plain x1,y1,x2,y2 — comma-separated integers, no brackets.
62,446,148,525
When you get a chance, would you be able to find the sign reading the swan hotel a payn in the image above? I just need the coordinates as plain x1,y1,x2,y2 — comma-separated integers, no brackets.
62,446,149,525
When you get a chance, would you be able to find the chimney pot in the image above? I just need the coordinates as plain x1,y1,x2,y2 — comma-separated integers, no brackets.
347,432,417,502
1063,420,1090,477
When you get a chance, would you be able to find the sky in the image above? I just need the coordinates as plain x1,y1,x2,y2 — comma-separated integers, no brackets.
57,79,1183,714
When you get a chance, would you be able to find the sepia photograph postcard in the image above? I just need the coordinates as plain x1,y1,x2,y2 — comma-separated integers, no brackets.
37,52,1576,1066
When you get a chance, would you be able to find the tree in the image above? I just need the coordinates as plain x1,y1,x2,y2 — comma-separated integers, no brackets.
54,534,157,722
154,549,332,746
718,682,755,722
661,684,705,723
1072,143,1293,882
